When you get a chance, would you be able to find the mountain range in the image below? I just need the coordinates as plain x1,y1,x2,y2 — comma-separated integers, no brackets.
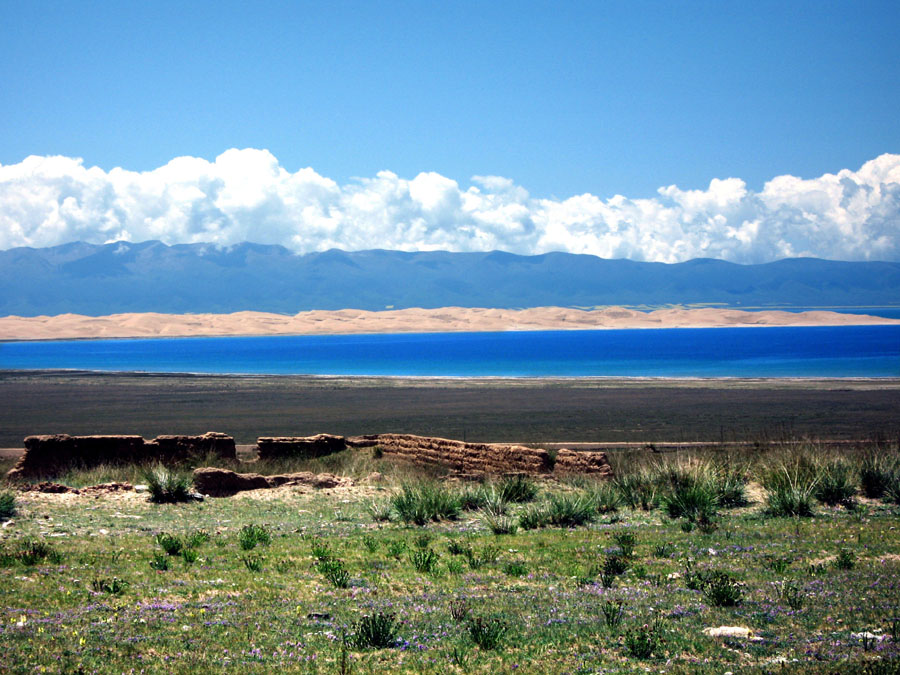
2,241,899,316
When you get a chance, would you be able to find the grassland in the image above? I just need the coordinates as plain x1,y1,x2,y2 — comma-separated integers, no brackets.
2,442,900,674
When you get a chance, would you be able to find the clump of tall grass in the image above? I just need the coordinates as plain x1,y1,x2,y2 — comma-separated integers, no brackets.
351,612,399,649
496,475,538,503
544,492,597,527
859,451,899,499
613,471,658,511
143,464,193,504
0,489,16,521
390,482,461,525
761,456,818,517
813,458,857,508
656,460,719,525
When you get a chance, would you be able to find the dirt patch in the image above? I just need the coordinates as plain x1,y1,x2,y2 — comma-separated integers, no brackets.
193,467,352,497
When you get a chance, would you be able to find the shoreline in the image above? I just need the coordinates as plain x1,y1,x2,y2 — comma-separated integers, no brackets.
1,305,899,342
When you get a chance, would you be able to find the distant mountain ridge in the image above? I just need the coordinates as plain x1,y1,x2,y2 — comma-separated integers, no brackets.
2,241,899,316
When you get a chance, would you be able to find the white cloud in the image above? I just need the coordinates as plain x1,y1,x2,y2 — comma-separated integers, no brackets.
1,149,898,263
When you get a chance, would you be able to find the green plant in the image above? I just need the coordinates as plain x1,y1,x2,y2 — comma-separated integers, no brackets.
762,458,818,517
351,611,398,649
589,483,621,514
447,558,464,574
814,459,857,508
143,464,193,504
765,555,793,574
410,548,440,574
834,547,856,570
467,616,507,650
701,570,743,606
184,530,210,549
623,617,666,658
612,531,637,557
859,452,897,498
660,463,719,524
242,554,264,572
653,542,675,558
601,599,626,630
447,540,469,556
155,532,183,556
0,489,16,521
149,551,170,571
502,560,528,577
238,524,271,550
365,500,393,522
362,535,379,553
464,545,499,570
414,531,434,549
311,539,334,561
599,553,630,588
544,493,596,527
714,465,750,508
545,448,559,471
780,581,804,610
613,472,658,511
15,539,61,565
318,559,350,587
482,512,518,535
91,577,128,594
518,503,549,530
497,475,538,503
386,540,407,560
181,548,199,565
391,482,461,525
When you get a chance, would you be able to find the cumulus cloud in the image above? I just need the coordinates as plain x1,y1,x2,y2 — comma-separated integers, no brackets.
1,149,898,263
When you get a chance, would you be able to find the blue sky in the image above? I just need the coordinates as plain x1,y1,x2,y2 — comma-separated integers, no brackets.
1,0,898,262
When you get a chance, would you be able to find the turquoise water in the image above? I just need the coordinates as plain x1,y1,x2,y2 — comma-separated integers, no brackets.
1,326,898,377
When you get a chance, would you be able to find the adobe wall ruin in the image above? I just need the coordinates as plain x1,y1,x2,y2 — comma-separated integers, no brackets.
6,432,236,480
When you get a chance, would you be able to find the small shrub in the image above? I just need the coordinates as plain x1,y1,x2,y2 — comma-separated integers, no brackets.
149,552,170,571
834,548,856,570
503,560,528,577
545,493,596,527
714,465,750,508
155,532,183,556
242,554,264,572
702,570,743,607
143,464,193,504
467,616,507,651
497,475,538,503
91,577,128,595
351,611,398,649
410,548,440,574
781,581,804,610
239,524,271,550
612,531,637,558
623,617,666,658
0,490,17,521
318,559,350,587
662,471,718,524
181,548,199,565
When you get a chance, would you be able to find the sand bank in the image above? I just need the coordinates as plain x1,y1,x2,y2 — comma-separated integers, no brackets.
0,306,898,341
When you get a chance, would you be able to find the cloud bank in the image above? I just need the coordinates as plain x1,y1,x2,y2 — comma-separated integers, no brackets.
1,150,898,263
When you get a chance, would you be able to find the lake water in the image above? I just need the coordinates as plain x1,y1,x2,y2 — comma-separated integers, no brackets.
1,326,898,377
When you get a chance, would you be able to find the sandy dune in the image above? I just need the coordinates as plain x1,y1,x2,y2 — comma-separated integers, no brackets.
0,306,897,341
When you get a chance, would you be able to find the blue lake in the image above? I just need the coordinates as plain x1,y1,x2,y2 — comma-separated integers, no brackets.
1,326,898,377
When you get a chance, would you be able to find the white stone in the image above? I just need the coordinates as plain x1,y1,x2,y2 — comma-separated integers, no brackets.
703,626,752,638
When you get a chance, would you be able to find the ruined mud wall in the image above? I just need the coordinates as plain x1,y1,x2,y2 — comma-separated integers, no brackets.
6,432,236,480
348,433,612,477
193,467,350,497
256,434,347,460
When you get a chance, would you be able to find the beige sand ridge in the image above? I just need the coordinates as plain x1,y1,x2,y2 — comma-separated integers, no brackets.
0,306,898,341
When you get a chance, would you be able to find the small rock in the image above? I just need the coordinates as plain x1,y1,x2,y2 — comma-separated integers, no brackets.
134,484,149,493
703,626,753,638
